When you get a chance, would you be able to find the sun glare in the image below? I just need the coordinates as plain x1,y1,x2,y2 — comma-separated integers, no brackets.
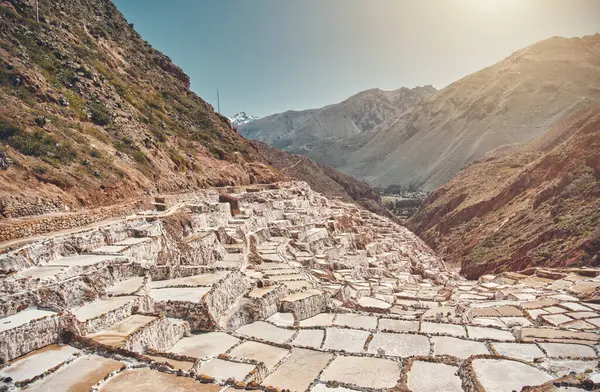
468,0,523,14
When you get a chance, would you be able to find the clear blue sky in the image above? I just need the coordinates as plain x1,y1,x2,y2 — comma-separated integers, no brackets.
113,0,600,118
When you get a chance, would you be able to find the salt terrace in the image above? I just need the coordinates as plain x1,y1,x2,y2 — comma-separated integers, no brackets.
0,181,598,391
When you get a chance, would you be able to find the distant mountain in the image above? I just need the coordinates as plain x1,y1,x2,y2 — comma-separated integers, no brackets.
241,35,600,191
336,34,600,189
409,106,600,278
238,86,437,164
229,111,258,126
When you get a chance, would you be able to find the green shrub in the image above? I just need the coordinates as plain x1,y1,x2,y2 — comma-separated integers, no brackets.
0,64,36,104
0,119,22,139
168,148,187,172
114,137,149,166
33,165,48,174
63,90,86,120
89,102,111,125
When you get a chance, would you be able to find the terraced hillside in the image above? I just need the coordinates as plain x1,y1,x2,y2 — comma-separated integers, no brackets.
0,183,599,391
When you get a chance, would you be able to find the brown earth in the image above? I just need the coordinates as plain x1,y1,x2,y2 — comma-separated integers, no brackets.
408,107,600,278
0,0,387,220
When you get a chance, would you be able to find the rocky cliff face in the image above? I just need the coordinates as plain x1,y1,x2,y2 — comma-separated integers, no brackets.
408,107,600,278
238,86,436,166
0,0,388,219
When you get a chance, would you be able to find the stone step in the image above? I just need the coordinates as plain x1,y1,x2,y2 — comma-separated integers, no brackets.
131,223,161,238
106,276,145,296
11,254,129,288
223,243,244,253
69,295,140,335
86,314,189,353
280,289,329,321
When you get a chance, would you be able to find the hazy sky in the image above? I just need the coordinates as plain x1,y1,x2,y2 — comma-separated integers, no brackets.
113,0,600,117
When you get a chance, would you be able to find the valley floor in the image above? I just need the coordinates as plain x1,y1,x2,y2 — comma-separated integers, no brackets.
0,182,598,391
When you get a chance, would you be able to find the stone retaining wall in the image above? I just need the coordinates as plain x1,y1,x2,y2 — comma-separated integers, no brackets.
281,291,329,321
73,300,136,336
123,316,190,353
0,199,148,244
0,314,62,362
248,284,289,321
0,262,141,316
153,301,212,331
0,196,65,219
204,271,252,325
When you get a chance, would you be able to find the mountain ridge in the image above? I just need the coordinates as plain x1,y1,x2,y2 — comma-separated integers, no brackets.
238,85,437,163
241,34,600,190
340,34,600,189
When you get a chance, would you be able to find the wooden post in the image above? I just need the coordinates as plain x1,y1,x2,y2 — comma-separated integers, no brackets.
36,0,39,22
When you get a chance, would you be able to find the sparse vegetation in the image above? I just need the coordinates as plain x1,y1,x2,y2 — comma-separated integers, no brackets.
0,62,36,104
0,119,75,165
168,147,187,172
114,137,150,168
63,90,87,120
33,164,48,175
89,102,111,125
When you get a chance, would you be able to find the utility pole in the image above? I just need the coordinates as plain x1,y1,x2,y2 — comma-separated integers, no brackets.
36,0,39,22
217,89,220,113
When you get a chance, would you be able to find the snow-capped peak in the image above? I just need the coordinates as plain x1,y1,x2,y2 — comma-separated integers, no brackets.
229,111,258,126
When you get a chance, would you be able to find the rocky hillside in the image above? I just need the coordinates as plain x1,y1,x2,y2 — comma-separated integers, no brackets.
0,0,387,218
340,34,600,189
238,86,436,165
249,141,394,219
408,106,600,278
